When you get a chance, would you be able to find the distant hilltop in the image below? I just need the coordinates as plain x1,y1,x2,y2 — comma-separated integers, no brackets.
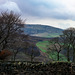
23,24,63,38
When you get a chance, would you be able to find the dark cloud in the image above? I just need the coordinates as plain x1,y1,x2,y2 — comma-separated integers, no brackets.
0,0,75,29
10,0,75,20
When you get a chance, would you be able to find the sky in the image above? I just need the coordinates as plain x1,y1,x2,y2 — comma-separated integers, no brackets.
0,0,75,29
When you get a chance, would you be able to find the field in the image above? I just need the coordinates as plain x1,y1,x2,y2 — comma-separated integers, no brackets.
36,41,67,61
32,32,61,38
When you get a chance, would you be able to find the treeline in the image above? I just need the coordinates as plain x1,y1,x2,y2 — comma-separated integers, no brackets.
0,11,75,64
47,27,75,63
0,11,35,61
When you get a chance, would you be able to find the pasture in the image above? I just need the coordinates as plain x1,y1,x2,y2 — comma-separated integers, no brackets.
36,41,67,61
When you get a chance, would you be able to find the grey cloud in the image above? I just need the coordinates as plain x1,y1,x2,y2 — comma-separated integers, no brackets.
0,1,21,14
58,23,70,29
0,0,75,20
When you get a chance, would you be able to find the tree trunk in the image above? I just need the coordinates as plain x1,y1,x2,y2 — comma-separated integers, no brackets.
13,54,16,61
31,55,34,62
57,52,59,61
31,49,34,62
2,40,7,50
67,47,70,61
72,48,75,63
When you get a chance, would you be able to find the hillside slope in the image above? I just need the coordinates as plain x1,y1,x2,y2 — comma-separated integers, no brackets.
23,24,63,38
36,41,67,61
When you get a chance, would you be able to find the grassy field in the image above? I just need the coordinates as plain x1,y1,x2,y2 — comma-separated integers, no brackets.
36,41,67,61
32,32,61,38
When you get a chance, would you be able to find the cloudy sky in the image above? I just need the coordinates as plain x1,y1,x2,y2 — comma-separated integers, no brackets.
0,0,75,29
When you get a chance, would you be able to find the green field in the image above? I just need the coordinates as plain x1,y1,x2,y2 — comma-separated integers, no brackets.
36,41,67,61
32,32,61,38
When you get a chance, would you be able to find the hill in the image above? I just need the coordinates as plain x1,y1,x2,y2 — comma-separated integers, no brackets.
23,24,63,38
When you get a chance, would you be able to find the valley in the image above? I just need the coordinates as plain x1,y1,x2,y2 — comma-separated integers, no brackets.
11,24,68,63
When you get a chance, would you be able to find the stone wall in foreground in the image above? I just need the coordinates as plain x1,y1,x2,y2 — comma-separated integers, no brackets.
0,61,75,75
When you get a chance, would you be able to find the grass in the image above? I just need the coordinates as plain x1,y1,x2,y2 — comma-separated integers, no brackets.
32,32,61,38
36,41,49,52
46,33,61,38
36,41,67,61
47,51,67,61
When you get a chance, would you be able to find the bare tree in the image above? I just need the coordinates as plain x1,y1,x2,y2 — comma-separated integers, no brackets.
61,27,75,62
9,34,30,61
24,42,36,62
0,11,31,61
47,38,63,61
30,44,35,62
0,11,24,51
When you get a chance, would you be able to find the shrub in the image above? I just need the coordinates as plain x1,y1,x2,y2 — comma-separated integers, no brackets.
0,50,12,60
